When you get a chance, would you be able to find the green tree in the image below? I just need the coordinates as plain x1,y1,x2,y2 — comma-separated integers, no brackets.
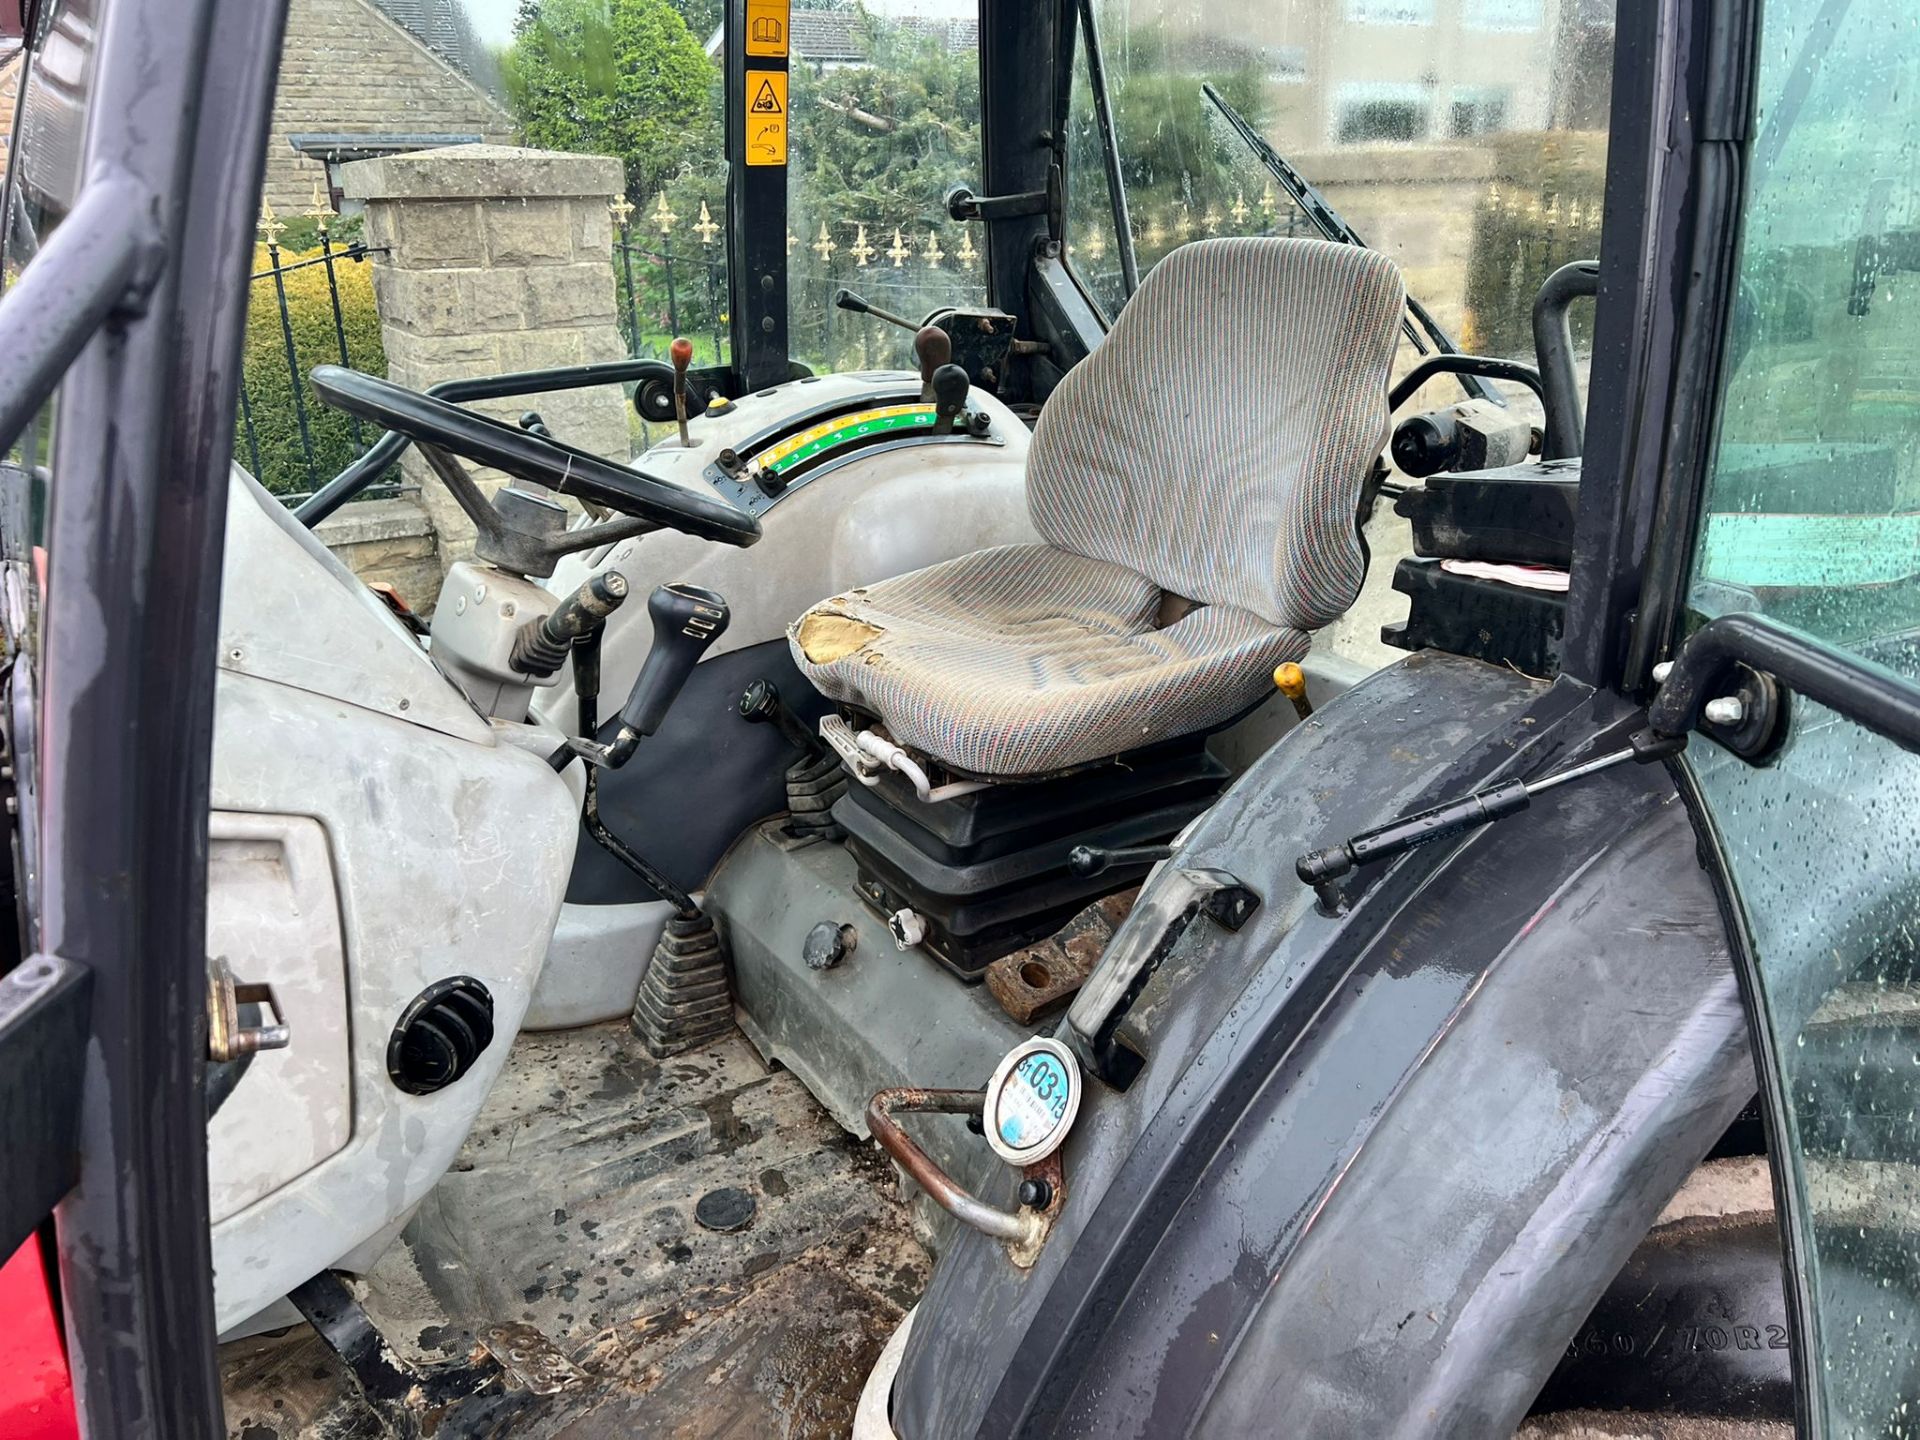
502,0,720,201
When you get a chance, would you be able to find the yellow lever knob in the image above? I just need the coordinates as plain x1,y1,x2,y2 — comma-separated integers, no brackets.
1273,662,1313,720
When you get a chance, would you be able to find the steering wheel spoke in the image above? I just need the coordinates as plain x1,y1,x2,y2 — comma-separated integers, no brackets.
309,365,758,577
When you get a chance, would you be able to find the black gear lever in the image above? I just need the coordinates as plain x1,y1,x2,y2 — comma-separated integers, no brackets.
602,583,730,767
931,363,970,435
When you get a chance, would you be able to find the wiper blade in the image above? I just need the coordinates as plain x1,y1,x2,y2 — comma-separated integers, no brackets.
1201,82,1498,404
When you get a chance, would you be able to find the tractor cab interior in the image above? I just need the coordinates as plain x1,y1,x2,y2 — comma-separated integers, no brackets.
28,0,1918,1435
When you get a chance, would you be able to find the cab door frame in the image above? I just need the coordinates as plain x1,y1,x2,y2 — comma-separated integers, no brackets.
1584,0,1920,1432
0,0,290,1432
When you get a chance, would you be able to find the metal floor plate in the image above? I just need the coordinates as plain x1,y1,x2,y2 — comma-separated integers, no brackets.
220,1023,929,1438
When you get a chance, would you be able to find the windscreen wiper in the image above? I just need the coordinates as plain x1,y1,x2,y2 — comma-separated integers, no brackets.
1201,82,1497,405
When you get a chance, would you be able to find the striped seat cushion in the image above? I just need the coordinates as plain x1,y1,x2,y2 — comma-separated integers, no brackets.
1028,237,1405,629
789,544,1306,777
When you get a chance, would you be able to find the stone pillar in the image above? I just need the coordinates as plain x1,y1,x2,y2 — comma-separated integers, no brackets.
340,145,632,569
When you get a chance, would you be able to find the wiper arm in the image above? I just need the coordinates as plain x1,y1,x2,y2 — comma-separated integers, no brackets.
1201,82,1498,405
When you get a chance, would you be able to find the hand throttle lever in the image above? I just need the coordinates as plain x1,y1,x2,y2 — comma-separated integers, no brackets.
670,336,694,446
833,286,921,333
602,583,730,767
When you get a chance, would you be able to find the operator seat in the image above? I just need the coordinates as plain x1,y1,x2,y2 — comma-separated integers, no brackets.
789,237,1406,779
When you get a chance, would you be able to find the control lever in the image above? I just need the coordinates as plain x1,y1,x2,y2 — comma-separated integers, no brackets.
602,583,730,767
1294,729,1688,906
670,336,694,446
511,571,629,677
738,678,826,758
1273,662,1313,723
1068,842,1173,879
833,286,921,333
915,325,952,401
931,363,970,435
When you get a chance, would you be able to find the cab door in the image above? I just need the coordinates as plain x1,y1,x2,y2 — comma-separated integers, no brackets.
1675,0,1920,1430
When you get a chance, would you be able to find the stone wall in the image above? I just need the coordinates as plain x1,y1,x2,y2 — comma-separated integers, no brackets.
263,0,517,215
312,495,442,605
341,145,633,572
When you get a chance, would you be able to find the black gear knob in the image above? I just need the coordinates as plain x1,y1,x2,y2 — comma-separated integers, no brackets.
606,584,729,763
931,362,970,434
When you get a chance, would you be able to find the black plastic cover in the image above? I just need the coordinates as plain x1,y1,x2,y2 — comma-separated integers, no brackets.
1395,457,1582,566
1383,557,1566,679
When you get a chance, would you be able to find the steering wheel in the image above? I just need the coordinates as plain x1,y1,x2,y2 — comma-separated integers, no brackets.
309,366,760,571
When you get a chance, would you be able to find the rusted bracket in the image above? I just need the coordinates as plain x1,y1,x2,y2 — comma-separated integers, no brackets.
866,1088,1063,1268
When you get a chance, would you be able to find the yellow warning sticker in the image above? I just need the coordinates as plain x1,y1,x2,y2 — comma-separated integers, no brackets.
745,69,787,166
745,0,789,57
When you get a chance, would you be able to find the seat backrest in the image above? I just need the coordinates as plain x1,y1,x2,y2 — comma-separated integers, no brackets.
1025,237,1405,630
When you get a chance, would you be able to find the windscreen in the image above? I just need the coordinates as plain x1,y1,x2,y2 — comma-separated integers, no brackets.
1065,0,1616,413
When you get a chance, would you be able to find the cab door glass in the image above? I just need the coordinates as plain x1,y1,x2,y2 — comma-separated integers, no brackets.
1064,0,1616,412
1682,0,1920,1429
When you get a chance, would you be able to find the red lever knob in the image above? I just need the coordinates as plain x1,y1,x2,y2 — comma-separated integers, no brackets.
669,336,694,445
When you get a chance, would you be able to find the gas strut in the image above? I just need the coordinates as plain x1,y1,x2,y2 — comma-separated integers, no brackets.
1295,728,1686,896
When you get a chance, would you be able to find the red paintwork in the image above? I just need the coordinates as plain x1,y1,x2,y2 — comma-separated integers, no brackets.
0,1239,80,1440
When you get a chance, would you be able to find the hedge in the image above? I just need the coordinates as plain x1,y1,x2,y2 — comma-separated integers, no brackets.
233,239,388,497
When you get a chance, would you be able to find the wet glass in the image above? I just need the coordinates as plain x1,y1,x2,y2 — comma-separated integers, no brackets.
1,0,95,565
1064,0,1616,418
1682,0,1920,1431
785,6,984,376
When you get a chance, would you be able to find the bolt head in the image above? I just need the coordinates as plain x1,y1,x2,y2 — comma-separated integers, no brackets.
1017,1178,1053,1210
1651,661,1674,684
1703,696,1747,727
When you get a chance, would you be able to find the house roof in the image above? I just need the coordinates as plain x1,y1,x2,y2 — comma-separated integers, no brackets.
372,0,491,79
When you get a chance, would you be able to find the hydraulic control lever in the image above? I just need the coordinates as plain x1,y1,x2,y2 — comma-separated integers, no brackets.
931,363,970,435
914,325,952,401
1068,842,1173,879
669,335,694,446
738,678,827,759
1294,729,1687,905
602,583,730,767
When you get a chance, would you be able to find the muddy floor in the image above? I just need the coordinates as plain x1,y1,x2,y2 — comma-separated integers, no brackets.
221,1024,931,1439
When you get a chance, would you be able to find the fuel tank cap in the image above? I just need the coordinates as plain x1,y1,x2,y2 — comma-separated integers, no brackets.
983,1036,1082,1167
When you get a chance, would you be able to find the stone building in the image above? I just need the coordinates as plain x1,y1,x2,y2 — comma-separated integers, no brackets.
262,0,517,215
0,39,20,178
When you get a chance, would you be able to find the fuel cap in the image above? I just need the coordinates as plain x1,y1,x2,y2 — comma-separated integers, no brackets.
983,1036,1082,1167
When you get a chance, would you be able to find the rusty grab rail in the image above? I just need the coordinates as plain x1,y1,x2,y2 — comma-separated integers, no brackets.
866,1088,1048,1254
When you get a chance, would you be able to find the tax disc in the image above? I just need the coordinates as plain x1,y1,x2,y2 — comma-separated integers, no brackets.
983,1036,1083,1166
